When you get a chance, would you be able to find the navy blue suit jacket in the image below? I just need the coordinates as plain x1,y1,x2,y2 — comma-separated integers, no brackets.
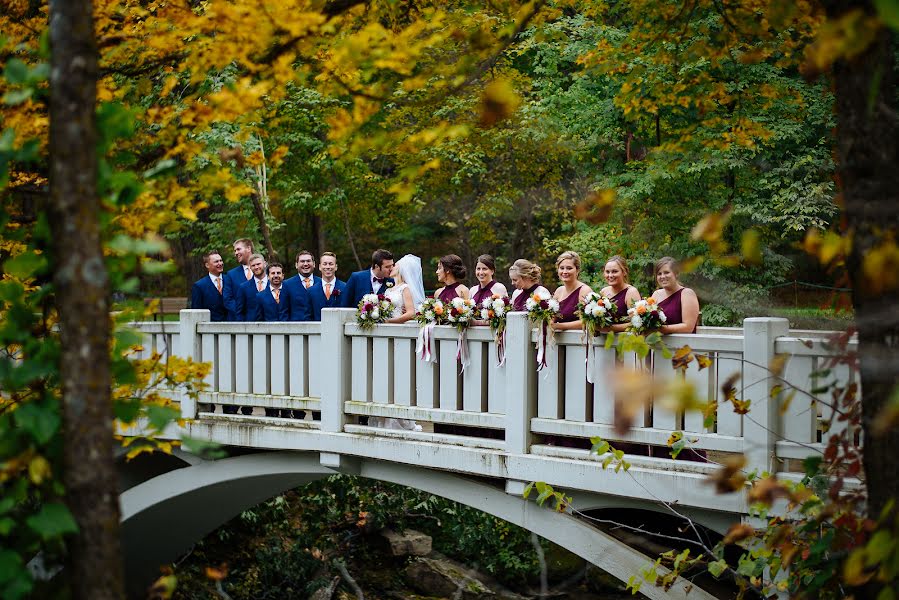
309,278,347,320
254,284,282,321
341,270,394,308
278,275,313,321
236,278,266,321
223,265,250,321
190,275,228,322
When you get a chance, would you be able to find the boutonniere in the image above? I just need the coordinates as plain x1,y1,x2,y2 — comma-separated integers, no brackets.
386,281,394,288
333,288,341,296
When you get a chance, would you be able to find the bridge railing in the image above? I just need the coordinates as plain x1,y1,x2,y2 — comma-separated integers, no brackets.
130,309,857,478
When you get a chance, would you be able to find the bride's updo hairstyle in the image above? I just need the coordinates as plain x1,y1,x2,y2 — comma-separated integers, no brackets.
439,254,467,280
510,259,541,283
606,255,630,284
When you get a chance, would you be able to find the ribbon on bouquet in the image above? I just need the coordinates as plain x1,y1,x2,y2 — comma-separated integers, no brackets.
494,327,507,367
584,331,596,384
536,320,553,372
416,323,437,363
456,328,471,373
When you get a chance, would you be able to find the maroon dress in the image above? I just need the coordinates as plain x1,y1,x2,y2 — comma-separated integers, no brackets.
437,282,462,303
512,284,540,311
657,288,696,333
472,281,498,306
609,286,636,321
555,285,584,323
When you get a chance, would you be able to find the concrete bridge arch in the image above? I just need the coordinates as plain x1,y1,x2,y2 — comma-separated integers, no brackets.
119,451,717,600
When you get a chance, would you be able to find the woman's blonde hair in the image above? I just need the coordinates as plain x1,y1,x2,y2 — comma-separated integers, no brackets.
510,259,541,282
555,250,581,271
605,255,630,284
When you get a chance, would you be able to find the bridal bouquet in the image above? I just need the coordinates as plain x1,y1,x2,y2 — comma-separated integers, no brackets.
415,297,446,325
626,297,666,335
356,293,393,331
480,294,511,366
414,297,445,362
525,289,559,372
577,292,615,337
445,297,476,331
480,294,511,333
525,289,560,324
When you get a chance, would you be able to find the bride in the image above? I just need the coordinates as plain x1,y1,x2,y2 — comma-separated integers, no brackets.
373,254,425,432
385,254,426,323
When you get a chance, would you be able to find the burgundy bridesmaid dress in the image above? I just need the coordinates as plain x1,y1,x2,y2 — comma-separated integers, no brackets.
512,284,540,311
555,285,584,323
472,281,497,306
437,282,462,303
657,288,696,333
609,286,634,321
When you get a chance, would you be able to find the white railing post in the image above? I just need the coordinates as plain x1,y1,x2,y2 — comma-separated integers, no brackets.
742,317,789,477
320,308,356,433
505,312,535,456
178,309,210,419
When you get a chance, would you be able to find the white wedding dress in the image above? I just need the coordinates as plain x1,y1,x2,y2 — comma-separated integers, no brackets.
370,259,423,432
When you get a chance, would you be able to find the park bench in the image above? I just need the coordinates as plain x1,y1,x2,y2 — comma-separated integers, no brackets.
144,297,188,320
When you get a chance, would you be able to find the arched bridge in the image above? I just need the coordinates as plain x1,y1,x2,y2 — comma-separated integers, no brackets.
122,309,856,598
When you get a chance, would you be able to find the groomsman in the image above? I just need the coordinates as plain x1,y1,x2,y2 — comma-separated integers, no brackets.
342,249,395,308
296,250,321,290
279,251,314,321
255,263,283,322
223,238,255,321
190,252,229,322
235,253,267,321
309,252,346,320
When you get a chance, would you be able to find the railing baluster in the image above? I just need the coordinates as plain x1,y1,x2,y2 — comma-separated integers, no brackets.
564,345,589,422
438,338,460,410
320,308,355,433
462,341,487,412
743,318,789,475
270,334,286,396
505,313,534,455
394,338,415,406
177,309,210,419
372,337,393,404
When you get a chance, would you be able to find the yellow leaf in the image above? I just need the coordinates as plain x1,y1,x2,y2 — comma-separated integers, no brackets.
741,229,762,265
28,455,51,485
479,78,521,128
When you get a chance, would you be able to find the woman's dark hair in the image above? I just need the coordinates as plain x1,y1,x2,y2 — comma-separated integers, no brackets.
476,254,496,272
439,254,467,280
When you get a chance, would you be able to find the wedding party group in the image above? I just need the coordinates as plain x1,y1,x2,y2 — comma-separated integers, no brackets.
190,238,701,335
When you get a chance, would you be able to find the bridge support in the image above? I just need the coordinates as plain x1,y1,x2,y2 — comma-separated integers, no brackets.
120,452,717,600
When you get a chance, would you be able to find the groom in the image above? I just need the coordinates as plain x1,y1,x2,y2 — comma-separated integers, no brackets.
342,249,395,308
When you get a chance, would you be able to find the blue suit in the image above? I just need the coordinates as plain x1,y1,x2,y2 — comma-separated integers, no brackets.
235,278,266,321
254,284,282,321
190,275,229,322
308,278,347,320
278,275,314,321
223,265,251,321
341,270,394,308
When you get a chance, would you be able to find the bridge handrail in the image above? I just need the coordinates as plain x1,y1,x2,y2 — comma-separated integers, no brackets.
127,309,858,481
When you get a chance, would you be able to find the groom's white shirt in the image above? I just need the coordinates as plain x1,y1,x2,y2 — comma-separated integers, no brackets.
370,269,380,290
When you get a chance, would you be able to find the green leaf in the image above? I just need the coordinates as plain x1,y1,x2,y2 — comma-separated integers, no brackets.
2,89,33,106
0,517,15,536
802,455,823,478
645,331,662,345
604,332,615,349
864,530,895,567
26,503,79,540
13,402,60,445
877,586,896,600
180,437,227,460
3,59,28,84
146,404,181,430
113,398,142,423
875,0,899,30
707,558,728,578
0,549,24,585
2,252,47,279
670,438,687,459
522,482,534,499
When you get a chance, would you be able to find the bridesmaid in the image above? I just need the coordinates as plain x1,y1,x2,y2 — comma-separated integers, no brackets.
509,259,550,311
551,251,593,331
651,257,700,334
471,254,509,304
599,255,641,332
434,254,471,302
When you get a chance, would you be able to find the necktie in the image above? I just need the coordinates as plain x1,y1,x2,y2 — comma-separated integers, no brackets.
245,267,252,280
257,279,264,292
325,282,331,299
273,288,280,303
215,277,222,294
303,277,312,289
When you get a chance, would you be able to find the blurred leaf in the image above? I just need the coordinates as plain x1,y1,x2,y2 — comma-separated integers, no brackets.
26,503,79,540
14,402,61,445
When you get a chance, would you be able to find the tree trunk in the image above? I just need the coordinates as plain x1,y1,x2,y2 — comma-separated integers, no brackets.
827,4,899,517
48,0,125,598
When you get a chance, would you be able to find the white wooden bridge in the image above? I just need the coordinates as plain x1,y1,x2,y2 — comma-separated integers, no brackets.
120,309,856,599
